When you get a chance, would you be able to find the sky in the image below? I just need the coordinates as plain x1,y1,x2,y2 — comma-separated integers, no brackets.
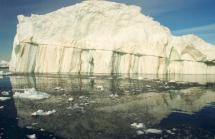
0,0,215,60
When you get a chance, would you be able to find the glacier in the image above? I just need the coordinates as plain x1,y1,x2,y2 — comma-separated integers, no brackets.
9,0,215,74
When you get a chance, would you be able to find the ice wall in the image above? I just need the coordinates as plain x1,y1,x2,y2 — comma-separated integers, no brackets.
10,0,215,74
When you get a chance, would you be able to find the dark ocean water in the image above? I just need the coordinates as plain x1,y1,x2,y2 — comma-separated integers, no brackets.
1,69,215,139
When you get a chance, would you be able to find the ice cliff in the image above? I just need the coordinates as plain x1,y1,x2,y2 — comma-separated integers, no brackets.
10,0,215,74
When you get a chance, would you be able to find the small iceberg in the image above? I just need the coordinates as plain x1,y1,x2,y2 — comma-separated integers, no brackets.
0,106,4,109
31,109,56,116
13,88,50,100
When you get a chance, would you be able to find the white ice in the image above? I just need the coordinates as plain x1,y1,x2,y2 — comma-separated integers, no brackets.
31,109,56,116
9,1,215,74
13,88,50,100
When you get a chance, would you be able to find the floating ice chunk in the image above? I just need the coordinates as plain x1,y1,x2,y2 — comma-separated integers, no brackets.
1,91,9,96
131,123,145,129
26,134,37,139
146,85,151,88
0,106,4,109
0,97,10,101
166,130,175,135
96,85,104,91
54,87,61,90
54,87,64,91
68,97,74,102
31,109,56,116
110,94,119,98
136,130,144,135
13,88,50,100
169,80,176,83
145,129,162,134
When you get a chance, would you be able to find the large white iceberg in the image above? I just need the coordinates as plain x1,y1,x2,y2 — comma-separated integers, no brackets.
9,0,215,74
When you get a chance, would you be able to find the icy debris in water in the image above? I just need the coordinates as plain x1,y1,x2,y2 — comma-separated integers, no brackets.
131,123,145,129
0,97,10,101
1,91,9,96
79,96,88,99
145,129,162,134
96,85,104,91
13,88,50,100
146,85,151,88
136,130,145,135
54,87,61,90
40,128,45,132
169,80,176,83
0,106,4,109
26,134,37,139
54,87,64,91
110,94,119,98
68,97,74,102
31,109,56,116
26,126,33,129
166,130,175,135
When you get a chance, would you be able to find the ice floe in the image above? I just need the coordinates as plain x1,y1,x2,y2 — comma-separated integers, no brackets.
31,109,56,116
0,106,4,109
13,88,50,100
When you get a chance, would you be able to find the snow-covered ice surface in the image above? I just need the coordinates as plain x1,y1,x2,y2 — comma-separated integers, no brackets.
13,88,50,100
9,1,215,74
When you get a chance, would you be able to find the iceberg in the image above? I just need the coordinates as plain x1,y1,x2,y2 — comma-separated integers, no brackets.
9,1,215,74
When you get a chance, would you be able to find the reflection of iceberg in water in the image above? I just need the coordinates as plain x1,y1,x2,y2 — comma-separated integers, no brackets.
9,75,215,138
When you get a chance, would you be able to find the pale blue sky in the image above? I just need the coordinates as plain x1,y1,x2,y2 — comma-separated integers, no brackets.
0,0,215,60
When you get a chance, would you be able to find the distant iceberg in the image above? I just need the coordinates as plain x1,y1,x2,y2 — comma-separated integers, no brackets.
9,1,215,74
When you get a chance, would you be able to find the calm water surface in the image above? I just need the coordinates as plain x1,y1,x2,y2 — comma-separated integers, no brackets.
1,69,215,139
